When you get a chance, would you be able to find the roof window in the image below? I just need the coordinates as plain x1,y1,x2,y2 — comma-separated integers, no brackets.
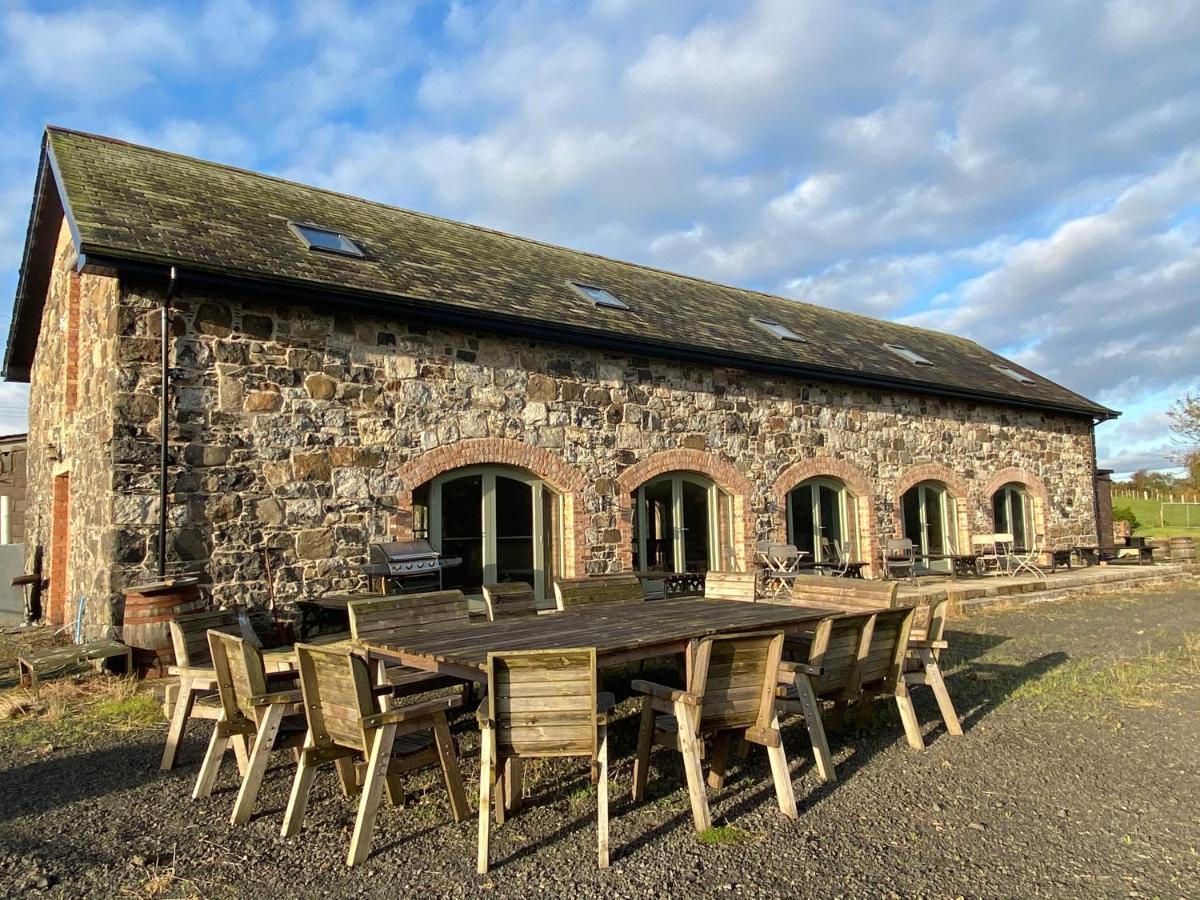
289,222,364,257
991,364,1034,384
569,281,628,310
751,317,806,343
884,343,933,367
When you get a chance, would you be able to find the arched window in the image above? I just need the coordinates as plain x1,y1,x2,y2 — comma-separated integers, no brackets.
786,477,859,566
992,482,1033,549
631,472,733,573
413,465,562,602
900,480,956,572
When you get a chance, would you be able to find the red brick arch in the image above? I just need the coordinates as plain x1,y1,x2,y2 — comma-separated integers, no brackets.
615,449,756,573
892,463,972,554
770,456,877,577
393,438,589,576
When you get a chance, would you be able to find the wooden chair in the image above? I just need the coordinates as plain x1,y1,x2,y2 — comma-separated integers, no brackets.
481,582,539,620
782,574,898,610
282,642,467,866
855,607,924,749
477,648,614,872
347,592,473,699
631,631,796,833
192,631,308,825
553,574,643,610
161,606,259,771
702,570,758,602
903,599,962,738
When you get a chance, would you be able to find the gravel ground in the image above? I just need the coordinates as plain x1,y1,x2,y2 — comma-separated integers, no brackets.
2,585,1199,899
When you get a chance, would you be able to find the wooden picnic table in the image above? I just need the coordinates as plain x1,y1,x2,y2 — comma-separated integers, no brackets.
361,597,841,683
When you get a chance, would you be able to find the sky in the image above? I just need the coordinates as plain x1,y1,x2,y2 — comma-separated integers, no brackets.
0,0,1197,475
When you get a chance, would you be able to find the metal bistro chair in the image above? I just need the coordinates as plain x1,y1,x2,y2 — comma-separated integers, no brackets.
756,542,802,599
1010,533,1045,578
819,538,851,577
882,538,917,583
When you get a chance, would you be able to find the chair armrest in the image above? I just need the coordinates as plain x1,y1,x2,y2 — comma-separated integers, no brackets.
371,684,394,697
475,695,491,729
252,689,303,706
778,660,821,679
361,694,461,729
908,640,948,650
168,666,217,679
631,679,700,706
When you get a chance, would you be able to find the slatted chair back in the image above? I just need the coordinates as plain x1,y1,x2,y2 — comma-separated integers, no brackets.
802,611,877,698
481,582,539,620
688,631,784,734
208,630,271,728
487,648,598,759
553,575,643,610
703,570,757,602
347,590,470,642
858,607,916,689
910,598,949,647
171,608,250,668
294,643,376,754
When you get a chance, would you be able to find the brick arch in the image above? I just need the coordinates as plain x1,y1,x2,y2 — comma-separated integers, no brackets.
615,449,756,573
892,463,972,555
769,456,878,577
393,438,589,576
983,466,1050,550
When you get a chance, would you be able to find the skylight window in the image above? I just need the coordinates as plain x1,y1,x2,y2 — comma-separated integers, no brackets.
569,281,628,310
751,317,806,343
289,222,364,258
884,343,933,366
992,364,1034,384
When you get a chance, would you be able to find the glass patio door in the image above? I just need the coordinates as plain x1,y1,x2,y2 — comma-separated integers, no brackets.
634,474,725,573
901,482,954,572
430,467,553,600
992,484,1030,549
787,479,847,565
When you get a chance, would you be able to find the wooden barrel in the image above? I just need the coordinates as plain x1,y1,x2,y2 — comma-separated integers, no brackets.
1169,536,1196,561
122,578,204,669
1148,538,1171,561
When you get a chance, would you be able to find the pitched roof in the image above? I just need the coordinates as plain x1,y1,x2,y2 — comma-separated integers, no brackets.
6,127,1115,419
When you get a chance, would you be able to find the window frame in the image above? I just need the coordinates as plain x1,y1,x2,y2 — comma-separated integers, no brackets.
751,317,807,343
287,220,366,258
568,281,629,310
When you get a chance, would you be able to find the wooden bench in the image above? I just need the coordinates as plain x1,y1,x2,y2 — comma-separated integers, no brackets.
781,574,899,610
703,570,758,602
553,574,644,610
904,598,962,738
17,595,132,696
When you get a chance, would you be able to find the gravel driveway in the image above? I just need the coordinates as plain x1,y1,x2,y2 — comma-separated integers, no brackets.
2,584,1198,898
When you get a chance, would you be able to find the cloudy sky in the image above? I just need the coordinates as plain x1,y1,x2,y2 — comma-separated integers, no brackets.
0,0,1197,473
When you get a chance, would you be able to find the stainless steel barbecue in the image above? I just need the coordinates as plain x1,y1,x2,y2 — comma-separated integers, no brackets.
360,540,462,593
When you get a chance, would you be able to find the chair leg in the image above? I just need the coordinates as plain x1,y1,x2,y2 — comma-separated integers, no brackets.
918,651,962,736
281,742,318,838
597,722,610,869
348,723,397,867
764,714,797,820
335,756,361,798
432,712,470,823
894,682,925,750
674,699,711,833
707,732,731,790
477,725,495,875
193,724,231,800
791,673,836,783
631,701,655,802
231,704,285,825
232,734,252,777
503,757,524,816
160,678,197,771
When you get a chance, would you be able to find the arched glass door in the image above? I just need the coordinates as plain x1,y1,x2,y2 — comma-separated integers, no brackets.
421,466,559,601
901,481,955,573
787,477,857,565
992,483,1031,549
632,473,732,573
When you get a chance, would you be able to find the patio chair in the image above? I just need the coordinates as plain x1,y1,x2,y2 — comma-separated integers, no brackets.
347,592,473,700
882,539,917,583
282,643,467,867
631,631,797,833
193,631,308,825
854,607,924,750
819,538,851,577
756,542,802,599
553,574,643,610
1010,533,1045,578
160,606,259,771
476,648,614,872
903,598,962,738
482,582,539,620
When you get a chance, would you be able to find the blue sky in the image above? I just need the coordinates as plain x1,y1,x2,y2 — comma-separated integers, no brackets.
1,0,1197,474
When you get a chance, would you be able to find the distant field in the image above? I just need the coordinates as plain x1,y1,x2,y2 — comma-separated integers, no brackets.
1112,495,1200,538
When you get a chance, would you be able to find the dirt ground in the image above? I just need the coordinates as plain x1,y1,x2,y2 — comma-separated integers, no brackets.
1,584,1198,899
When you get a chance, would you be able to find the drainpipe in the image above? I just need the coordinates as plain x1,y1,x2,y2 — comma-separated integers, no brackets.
157,267,178,578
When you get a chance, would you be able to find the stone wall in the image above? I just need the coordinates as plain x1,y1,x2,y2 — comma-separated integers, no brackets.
25,221,120,631
89,278,1099,616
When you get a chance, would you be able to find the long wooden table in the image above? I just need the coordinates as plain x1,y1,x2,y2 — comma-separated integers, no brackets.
361,597,840,682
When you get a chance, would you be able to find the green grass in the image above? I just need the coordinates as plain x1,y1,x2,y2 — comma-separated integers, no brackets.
698,825,757,846
0,675,163,751
1115,496,1200,538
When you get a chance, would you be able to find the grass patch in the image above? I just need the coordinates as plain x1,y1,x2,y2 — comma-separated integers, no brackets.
0,674,163,751
698,825,757,846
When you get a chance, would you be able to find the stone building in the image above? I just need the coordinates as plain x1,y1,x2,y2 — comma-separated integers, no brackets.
4,128,1117,631
0,433,28,546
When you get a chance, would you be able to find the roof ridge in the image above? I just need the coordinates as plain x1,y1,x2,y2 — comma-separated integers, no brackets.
44,125,967,346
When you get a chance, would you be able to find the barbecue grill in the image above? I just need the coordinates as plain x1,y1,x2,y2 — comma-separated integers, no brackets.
360,540,462,594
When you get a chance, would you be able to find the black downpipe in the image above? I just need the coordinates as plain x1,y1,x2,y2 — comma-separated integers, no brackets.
157,267,177,578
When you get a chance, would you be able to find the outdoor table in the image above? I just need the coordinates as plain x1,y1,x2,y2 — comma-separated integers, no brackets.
359,596,841,683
